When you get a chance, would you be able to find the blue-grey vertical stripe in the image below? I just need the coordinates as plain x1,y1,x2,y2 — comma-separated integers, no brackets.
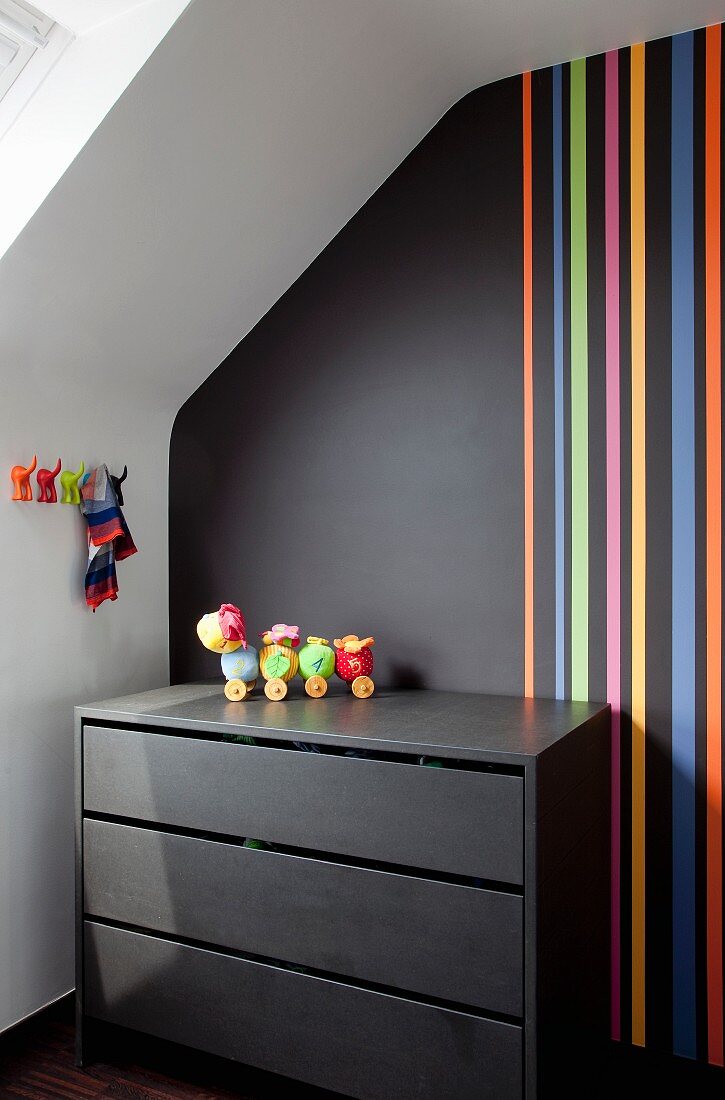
671,29,696,1059
553,64,565,700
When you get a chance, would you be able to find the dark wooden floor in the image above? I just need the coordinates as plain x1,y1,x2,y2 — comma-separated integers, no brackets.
0,997,329,1099
1,996,724,1099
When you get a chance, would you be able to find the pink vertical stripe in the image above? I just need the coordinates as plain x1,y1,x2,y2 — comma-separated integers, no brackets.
605,48,621,1042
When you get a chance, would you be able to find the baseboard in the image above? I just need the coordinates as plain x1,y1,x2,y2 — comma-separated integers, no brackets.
0,989,74,1042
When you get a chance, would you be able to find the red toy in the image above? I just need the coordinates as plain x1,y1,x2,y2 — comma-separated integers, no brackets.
334,635,375,698
37,458,62,503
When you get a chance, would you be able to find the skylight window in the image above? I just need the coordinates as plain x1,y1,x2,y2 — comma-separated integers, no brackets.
0,1,73,139
0,33,21,78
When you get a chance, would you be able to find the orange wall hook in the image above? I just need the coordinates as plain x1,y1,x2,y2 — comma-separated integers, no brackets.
37,458,62,503
10,455,37,501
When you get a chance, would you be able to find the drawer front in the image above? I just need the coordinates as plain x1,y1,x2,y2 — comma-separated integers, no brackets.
83,819,523,1015
84,921,522,1100
83,725,523,883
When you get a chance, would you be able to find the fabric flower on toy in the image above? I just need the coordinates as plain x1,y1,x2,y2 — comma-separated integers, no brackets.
260,624,300,647
218,603,247,647
334,634,375,654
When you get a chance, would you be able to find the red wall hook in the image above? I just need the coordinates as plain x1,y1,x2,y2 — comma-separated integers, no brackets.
37,458,62,503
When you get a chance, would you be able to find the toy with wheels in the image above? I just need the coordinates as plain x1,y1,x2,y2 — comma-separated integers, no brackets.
259,624,300,700
220,645,259,700
298,636,336,697
334,635,375,698
197,603,259,700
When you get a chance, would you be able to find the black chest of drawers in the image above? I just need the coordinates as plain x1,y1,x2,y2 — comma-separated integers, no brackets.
75,684,610,1099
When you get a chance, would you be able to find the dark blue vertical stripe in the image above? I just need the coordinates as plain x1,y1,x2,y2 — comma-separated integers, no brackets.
553,63,565,700
671,29,696,1059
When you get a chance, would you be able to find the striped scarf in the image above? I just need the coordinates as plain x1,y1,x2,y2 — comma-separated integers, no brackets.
80,465,137,609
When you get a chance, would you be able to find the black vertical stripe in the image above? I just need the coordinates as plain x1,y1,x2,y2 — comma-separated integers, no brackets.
618,44,634,1047
586,52,608,704
532,68,556,699
644,34,674,1054
691,25,709,1063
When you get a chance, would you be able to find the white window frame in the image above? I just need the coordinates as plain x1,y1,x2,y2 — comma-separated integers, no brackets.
0,33,35,100
0,1,73,141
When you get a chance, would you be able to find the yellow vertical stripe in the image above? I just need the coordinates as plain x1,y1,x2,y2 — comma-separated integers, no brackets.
630,41,646,1048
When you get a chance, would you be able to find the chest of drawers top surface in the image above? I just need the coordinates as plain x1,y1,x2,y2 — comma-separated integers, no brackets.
76,682,607,764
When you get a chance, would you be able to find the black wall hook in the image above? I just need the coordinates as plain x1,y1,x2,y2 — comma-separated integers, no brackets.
111,465,128,506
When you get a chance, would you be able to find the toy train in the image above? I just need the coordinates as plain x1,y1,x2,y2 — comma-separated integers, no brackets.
196,604,375,702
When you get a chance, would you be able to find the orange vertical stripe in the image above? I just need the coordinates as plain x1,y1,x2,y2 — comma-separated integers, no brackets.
705,23,724,1069
523,71,534,697
630,41,646,1048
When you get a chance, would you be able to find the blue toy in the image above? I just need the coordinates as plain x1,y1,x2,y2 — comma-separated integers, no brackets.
221,646,259,687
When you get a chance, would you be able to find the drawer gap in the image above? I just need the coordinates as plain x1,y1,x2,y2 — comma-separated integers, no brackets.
83,718,524,776
83,915,524,1027
83,811,524,896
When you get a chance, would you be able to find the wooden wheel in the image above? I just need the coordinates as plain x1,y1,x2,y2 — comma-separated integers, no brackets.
305,675,328,698
265,678,288,701
351,675,374,699
245,679,257,694
224,679,247,702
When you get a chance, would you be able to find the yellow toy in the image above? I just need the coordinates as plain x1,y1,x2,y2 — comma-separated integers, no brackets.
197,603,259,700
259,624,300,700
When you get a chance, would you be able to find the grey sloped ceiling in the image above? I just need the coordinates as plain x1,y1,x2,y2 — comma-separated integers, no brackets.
1,0,722,415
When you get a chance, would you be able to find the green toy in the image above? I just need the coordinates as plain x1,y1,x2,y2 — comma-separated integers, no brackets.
298,636,336,697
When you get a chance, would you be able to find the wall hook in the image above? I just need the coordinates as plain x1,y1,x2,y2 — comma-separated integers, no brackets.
60,461,85,504
111,464,127,506
10,455,37,501
37,458,62,503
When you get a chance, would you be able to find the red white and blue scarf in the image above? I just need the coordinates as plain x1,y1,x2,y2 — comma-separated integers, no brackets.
80,465,137,609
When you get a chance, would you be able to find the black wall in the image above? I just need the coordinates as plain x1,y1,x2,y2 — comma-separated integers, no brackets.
170,77,525,691
170,30,725,1065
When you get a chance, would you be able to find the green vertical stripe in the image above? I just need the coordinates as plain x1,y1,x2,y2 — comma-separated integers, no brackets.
570,58,589,700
